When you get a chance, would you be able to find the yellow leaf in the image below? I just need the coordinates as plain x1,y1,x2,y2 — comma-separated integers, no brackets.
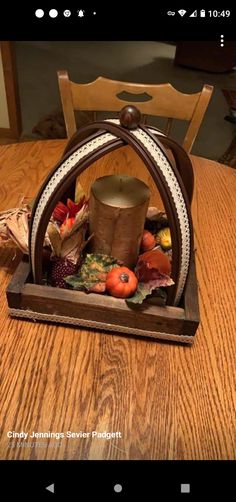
47,222,62,257
74,179,86,204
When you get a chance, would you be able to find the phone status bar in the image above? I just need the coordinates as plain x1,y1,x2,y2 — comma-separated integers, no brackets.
166,9,231,18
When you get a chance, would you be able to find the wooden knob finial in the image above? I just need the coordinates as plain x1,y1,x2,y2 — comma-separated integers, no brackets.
119,105,141,129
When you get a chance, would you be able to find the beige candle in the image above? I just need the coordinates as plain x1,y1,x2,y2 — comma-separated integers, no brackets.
89,174,150,268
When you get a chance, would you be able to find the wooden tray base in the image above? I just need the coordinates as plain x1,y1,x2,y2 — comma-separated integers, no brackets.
6,257,200,344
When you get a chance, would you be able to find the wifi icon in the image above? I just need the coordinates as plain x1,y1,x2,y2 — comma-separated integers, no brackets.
178,9,187,16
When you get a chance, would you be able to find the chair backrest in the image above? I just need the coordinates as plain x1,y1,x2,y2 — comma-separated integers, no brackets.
58,70,213,153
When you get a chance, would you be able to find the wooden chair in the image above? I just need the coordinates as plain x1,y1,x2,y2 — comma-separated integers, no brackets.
58,71,213,153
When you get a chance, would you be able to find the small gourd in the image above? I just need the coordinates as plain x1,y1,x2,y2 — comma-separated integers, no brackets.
156,227,172,250
141,230,156,252
106,266,138,298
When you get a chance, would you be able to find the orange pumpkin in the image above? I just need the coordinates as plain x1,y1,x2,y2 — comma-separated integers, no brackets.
140,229,156,252
106,266,138,298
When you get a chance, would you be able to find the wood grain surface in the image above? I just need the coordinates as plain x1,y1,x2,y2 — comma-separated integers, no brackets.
0,139,235,460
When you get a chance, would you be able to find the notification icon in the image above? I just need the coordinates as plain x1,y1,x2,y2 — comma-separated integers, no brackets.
35,9,44,18
63,10,71,17
49,9,58,18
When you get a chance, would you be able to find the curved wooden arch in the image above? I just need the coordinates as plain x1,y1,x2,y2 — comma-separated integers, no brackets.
63,124,194,204
143,125,194,204
29,121,193,306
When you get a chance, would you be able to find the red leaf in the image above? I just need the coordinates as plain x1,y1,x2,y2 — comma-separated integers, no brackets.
136,249,171,282
67,197,85,218
146,274,174,288
53,202,69,223
60,216,75,235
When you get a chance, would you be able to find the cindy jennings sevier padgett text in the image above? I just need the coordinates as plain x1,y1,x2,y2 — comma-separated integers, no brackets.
7,430,122,440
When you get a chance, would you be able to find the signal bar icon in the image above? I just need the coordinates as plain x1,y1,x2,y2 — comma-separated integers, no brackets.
178,9,187,16
190,10,197,17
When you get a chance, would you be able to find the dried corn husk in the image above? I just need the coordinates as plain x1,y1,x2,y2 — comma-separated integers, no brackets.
0,206,31,253
0,189,89,262
47,202,89,265
0,205,56,254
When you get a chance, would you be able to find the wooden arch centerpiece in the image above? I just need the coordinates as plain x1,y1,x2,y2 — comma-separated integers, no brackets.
7,106,200,344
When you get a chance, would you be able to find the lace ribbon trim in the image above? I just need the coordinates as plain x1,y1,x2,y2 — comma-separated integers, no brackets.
105,119,191,305
30,133,117,278
9,308,194,344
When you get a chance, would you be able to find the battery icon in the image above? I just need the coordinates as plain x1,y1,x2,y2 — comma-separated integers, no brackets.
200,9,205,17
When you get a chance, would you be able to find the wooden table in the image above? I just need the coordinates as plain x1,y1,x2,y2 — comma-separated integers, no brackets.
0,140,235,460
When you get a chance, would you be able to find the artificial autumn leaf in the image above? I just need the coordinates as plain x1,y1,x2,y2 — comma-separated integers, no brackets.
47,218,89,265
75,179,86,205
47,222,62,257
52,191,87,223
61,225,87,264
136,249,171,282
53,201,69,223
127,283,169,305
65,253,119,292
65,273,107,293
60,216,75,235
67,197,86,217
49,202,88,252
60,203,88,240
